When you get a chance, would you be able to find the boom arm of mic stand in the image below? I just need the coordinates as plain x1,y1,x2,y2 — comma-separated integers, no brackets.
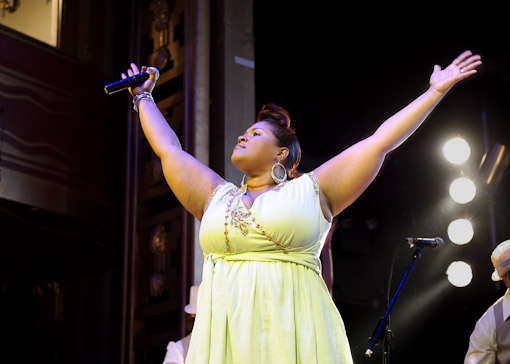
365,247,422,359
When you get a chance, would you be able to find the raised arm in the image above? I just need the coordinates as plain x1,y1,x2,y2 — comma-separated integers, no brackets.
122,64,223,220
314,50,482,218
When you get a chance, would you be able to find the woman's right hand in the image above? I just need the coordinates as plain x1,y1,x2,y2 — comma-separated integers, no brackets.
121,63,160,97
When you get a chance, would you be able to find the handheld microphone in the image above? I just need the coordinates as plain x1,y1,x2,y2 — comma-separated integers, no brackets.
405,237,444,250
104,72,150,95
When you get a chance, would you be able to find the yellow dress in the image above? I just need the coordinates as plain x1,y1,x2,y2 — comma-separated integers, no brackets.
185,172,354,363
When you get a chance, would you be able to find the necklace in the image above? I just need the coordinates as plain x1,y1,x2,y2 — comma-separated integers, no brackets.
223,184,287,253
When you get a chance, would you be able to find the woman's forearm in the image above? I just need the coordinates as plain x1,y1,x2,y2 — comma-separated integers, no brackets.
138,99,182,157
373,86,445,154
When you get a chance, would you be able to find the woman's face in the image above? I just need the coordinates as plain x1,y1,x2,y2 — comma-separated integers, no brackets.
231,121,284,175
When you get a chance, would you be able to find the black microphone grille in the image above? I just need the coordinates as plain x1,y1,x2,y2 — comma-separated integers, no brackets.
433,237,445,249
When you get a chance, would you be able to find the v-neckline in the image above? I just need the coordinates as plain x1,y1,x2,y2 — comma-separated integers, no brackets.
241,194,257,210
237,181,287,210
240,189,262,210
238,186,270,210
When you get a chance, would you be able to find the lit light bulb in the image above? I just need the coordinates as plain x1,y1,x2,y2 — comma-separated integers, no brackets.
447,219,474,245
446,261,473,287
449,177,477,204
444,137,471,164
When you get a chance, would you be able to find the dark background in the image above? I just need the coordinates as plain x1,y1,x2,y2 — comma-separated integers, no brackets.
254,2,510,363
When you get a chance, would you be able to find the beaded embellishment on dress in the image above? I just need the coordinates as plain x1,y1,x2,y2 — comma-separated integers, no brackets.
223,183,288,253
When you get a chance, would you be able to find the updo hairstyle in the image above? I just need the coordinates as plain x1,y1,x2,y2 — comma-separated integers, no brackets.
257,104,301,178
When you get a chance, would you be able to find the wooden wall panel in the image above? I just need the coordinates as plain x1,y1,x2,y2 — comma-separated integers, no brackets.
0,28,121,229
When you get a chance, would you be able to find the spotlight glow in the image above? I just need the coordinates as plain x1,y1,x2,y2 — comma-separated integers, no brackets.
449,177,477,204
443,138,471,164
447,219,474,245
446,261,473,287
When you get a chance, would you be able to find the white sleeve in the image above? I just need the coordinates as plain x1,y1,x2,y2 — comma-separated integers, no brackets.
162,340,185,364
464,308,497,364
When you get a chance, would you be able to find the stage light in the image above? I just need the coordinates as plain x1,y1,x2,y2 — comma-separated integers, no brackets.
443,137,471,164
449,177,476,204
479,143,510,187
447,219,474,245
446,261,473,287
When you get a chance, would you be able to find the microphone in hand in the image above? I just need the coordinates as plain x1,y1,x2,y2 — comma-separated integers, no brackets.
104,71,150,95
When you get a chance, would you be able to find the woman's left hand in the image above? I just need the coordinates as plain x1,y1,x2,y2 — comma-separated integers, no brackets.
429,50,482,94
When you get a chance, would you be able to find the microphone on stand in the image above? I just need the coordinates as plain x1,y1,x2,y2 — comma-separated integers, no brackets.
405,237,444,250
104,72,150,95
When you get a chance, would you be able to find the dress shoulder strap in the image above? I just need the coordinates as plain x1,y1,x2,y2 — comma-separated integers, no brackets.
305,171,320,196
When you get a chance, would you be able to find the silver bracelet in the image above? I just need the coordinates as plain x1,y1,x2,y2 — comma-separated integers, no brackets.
132,91,154,112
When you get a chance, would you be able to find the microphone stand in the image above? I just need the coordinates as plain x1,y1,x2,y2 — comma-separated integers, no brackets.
365,247,422,363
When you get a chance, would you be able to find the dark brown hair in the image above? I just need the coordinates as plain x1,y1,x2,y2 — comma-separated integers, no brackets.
257,104,301,178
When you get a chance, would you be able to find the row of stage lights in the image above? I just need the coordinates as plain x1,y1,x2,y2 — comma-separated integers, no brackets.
443,137,475,288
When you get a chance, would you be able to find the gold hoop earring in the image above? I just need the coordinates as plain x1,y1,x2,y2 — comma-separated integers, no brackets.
271,161,287,184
